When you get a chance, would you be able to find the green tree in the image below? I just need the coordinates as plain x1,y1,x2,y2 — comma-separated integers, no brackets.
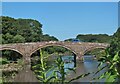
0,34,3,44
1,16,58,44
3,33,13,43
94,28,120,82
13,35,25,43
108,28,120,57
76,34,112,43
42,34,58,41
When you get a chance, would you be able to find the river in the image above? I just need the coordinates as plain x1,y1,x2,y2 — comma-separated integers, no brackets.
47,55,107,82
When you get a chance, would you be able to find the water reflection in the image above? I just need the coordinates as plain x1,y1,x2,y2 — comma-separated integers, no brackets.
47,55,107,82
66,55,107,82
62,56,74,70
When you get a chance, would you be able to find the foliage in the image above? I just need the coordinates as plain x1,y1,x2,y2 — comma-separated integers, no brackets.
32,49,56,83
1,16,58,60
17,59,24,66
68,73,90,83
42,46,73,55
13,35,25,43
32,49,90,83
0,34,3,44
42,34,58,41
54,56,90,83
54,56,66,83
0,58,9,64
2,71,18,82
108,28,120,56
3,33,14,43
1,16,58,44
2,50,22,61
32,49,68,83
0,77,2,84
93,50,120,82
93,28,120,82
76,34,112,43
85,49,106,60
114,28,120,41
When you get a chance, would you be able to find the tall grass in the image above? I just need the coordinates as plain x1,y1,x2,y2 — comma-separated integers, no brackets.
32,49,90,83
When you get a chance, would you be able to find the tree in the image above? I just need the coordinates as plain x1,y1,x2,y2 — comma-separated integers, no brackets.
1,16,58,44
3,33,13,43
76,34,112,43
42,34,58,41
95,28,120,82
13,35,25,43
0,34,3,44
108,28,120,57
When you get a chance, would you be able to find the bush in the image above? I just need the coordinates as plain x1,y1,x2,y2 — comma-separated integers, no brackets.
0,58,9,64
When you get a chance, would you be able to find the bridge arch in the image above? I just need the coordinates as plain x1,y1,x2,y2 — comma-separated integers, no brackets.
0,47,24,56
82,46,107,56
30,44,77,57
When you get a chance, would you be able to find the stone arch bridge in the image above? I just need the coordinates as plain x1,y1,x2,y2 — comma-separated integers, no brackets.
0,41,109,64
0,41,110,82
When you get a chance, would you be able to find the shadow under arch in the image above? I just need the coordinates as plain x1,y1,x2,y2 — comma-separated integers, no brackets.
0,47,24,57
30,44,77,67
30,44,77,57
1,48,25,82
82,46,107,61
1,48,39,82
83,46,107,56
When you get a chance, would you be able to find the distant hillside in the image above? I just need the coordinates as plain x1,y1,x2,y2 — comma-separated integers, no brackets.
64,34,112,43
76,34,112,43
1,16,58,44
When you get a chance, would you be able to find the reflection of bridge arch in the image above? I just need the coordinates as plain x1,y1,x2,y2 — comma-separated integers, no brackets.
30,44,77,57
82,46,107,56
0,47,24,56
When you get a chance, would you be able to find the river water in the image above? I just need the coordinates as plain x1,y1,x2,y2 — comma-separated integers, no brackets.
47,55,107,82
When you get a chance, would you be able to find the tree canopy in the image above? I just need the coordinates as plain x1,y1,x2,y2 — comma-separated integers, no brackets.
76,34,112,43
96,27,120,82
1,16,58,44
108,27,120,57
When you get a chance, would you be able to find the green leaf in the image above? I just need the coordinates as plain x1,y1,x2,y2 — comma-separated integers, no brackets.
37,75,43,79
67,68,76,73
99,73,105,79
93,65,107,76
34,70,43,73
46,66,55,75
106,75,116,82
68,73,90,83
113,52,119,61
46,76,56,82
97,62,103,68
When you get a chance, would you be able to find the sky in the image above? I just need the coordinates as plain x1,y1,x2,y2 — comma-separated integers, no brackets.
2,0,120,2
2,2,118,41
